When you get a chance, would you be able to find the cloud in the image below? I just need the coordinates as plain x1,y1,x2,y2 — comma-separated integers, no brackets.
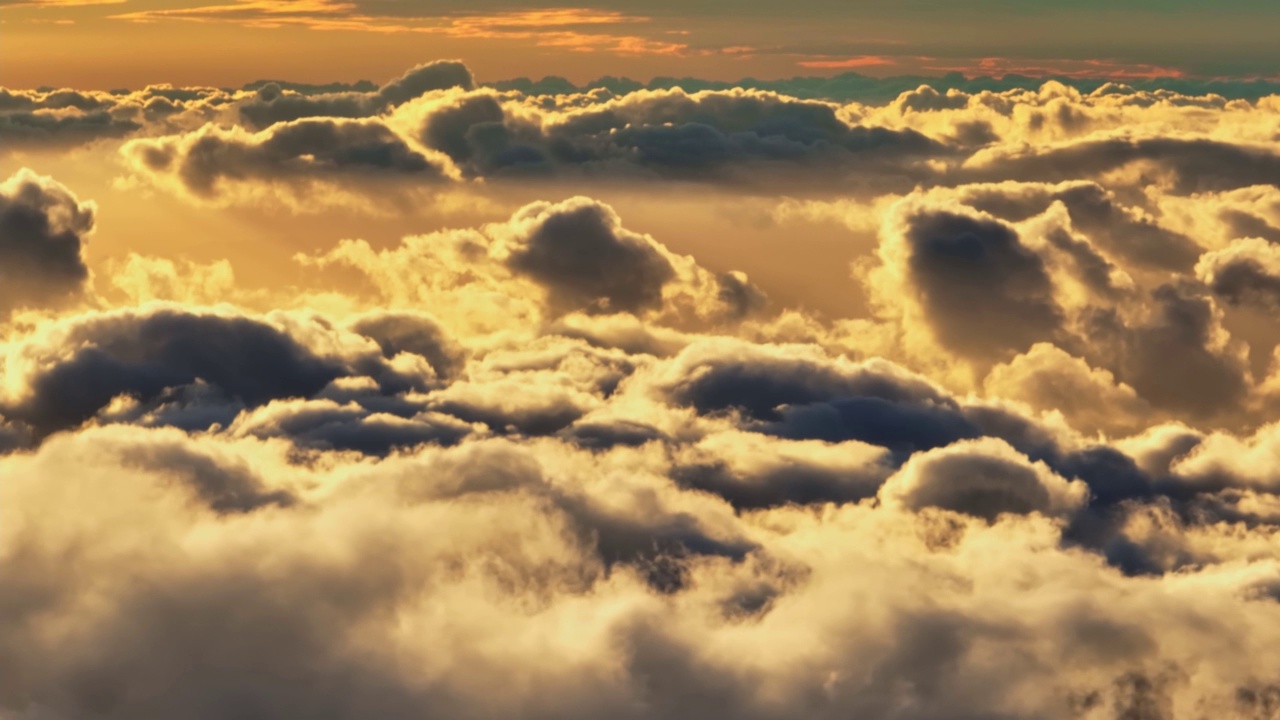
299,196,764,326
0,0,123,6
983,343,1154,437
0,168,94,316
0,109,141,147
349,310,467,379
953,181,1202,271
877,201,1065,364
860,188,1254,424
502,198,677,315
109,4,689,57
11,421,1280,718
0,305,399,435
0,85,231,148
423,85,944,184
967,135,1280,194
672,430,892,509
1110,281,1252,420
120,117,455,206
374,60,476,107
236,60,474,129
492,70,1280,104
1196,237,1280,310
226,398,480,454
878,437,1089,521
121,80,948,201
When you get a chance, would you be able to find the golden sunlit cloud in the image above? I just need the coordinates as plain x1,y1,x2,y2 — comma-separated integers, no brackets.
108,2,690,56
0,0,123,6
796,56,896,69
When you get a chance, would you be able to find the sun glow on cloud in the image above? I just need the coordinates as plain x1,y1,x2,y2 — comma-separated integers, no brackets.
7,6,1280,713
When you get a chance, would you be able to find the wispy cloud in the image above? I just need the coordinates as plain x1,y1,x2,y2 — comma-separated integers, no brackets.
927,56,1187,80
109,2,691,56
0,0,124,7
796,53,1187,79
797,56,895,70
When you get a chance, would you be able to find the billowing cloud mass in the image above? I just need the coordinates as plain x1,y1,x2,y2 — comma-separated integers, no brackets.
0,169,94,315
8,58,1280,719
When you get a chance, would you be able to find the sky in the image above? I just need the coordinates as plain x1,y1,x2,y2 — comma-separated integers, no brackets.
9,5,1280,720
5,0,1280,88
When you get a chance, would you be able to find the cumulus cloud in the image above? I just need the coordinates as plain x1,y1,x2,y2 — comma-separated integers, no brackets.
876,200,1065,363
0,304,420,435
954,180,1203,271
966,135,1280,194
983,342,1154,437
237,60,475,129
878,437,1089,521
117,79,948,202
1196,237,1280,310
502,198,676,314
861,187,1255,424
0,168,94,315
299,196,765,327
407,86,945,184
119,118,454,206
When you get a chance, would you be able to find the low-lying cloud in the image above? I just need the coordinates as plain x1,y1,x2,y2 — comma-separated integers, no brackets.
6,58,1280,719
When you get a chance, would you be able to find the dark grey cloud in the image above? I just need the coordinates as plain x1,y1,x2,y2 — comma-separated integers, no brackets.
505,198,677,315
880,438,1086,521
655,342,954,423
971,136,1280,194
236,87,370,130
375,60,475,108
558,419,668,450
645,340,1196,518
715,270,770,320
2,308,358,435
122,118,450,200
349,311,467,380
957,181,1202,271
871,192,1255,424
0,169,93,315
230,399,478,454
1109,282,1252,419
0,86,228,148
0,416,31,454
762,396,981,456
416,87,946,184
0,110,142,148
236,61,474,130
897,206,1065,362
672,445,889,510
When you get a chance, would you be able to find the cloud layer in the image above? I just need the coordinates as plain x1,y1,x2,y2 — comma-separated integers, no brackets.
6,59,1280,719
